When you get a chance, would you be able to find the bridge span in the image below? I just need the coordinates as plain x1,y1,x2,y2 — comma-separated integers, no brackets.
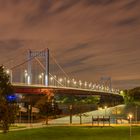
13,83,124,106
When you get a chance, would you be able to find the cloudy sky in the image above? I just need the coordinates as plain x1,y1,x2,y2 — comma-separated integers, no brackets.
0,0,140,89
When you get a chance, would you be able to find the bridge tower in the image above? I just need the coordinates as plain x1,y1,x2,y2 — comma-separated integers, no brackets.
27,48,49,86
100,76,112,91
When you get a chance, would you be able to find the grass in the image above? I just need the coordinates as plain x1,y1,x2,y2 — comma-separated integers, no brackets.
0,126,140,140
10,125,26,130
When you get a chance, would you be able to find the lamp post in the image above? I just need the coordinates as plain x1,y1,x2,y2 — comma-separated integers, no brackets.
28,105,31,124
92,84,96,90
79,80,82,88
38,74,43,84
69,105,73,124
74,81,77,88
58,78,63,87
135,105,138,124
19,105,22,123
84,81,87,89
50,76,53,86
67,80,70,87
128,114,133,139
6,69,13,83
116,106,118,124
64,77,67,87
24,70,28,84
104,106,107,116
51,99,55,118
41,73,44,85
89,83,92,89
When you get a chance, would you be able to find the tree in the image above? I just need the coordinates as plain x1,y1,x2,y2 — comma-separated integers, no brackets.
120,90,133,105
121,89,140,105
129,87,140,105
35,95,61,124
56,95,99,105
0,66,17,133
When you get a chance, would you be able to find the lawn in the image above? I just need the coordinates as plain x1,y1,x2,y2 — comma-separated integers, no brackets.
0,126,140,140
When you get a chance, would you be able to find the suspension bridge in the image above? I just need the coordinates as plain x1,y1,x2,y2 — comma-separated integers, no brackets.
4,48,123,105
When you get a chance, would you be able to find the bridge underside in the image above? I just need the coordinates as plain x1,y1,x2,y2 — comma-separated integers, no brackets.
14,85,124,107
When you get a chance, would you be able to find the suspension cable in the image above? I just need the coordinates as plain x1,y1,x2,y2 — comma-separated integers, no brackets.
50,51,70,79
10,49,46,70
34,57,64,87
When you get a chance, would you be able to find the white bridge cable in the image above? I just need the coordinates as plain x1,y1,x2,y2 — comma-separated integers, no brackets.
10,49,46,70
5,49,117,93
7,49,67,87
50,51,70,79
8,50,86,89
34,57,64,87
49,51,84,87
2,50,27,67
49,51,83,89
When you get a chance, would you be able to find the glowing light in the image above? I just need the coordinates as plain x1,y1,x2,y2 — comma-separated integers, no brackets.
104,106,107,109
24,69,27,73
59,78,63,82
27,75,31,85
84,81,87,87
45,75,49,86
128,114,133,119
79,81,82,86
6,95,17,102
6,69,10,74
50,77,53,80
39,75,42,79
98,107,102,110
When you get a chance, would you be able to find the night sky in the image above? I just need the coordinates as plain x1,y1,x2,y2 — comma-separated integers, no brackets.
0,0,140,89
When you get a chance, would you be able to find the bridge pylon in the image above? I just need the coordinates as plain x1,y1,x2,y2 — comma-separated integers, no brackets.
100,76,112,91
27,48,49,86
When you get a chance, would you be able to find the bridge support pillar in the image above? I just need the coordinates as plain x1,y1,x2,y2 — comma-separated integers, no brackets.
27,48,49,86
45,48,49,86
27,50,32,85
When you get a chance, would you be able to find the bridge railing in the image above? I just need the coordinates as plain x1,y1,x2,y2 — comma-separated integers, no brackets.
12,82,120,95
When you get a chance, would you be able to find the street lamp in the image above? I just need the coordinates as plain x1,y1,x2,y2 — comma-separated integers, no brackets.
92,84,96,90
89,82,92,89
74,81,77,88
50,76,53,86
128,114,133,138
101,86,104,91
59,78,62,82
41,73,44,85
135,106,138,124
24,70,28,84
67,80,70,87
59,78,63,82
6,69,13,83
96,85,99,90
104,106,107,116
58,78,63,87
6,69,10,74
84,81,87,89
38,74,44,85
28,105,31,124
64,77,67,87
69,105,73,124
79,80,82,88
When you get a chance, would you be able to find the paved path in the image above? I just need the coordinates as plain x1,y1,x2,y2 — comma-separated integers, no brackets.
49,104,126,125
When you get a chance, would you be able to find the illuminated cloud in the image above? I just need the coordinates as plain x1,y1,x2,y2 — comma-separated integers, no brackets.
0,0,140,89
